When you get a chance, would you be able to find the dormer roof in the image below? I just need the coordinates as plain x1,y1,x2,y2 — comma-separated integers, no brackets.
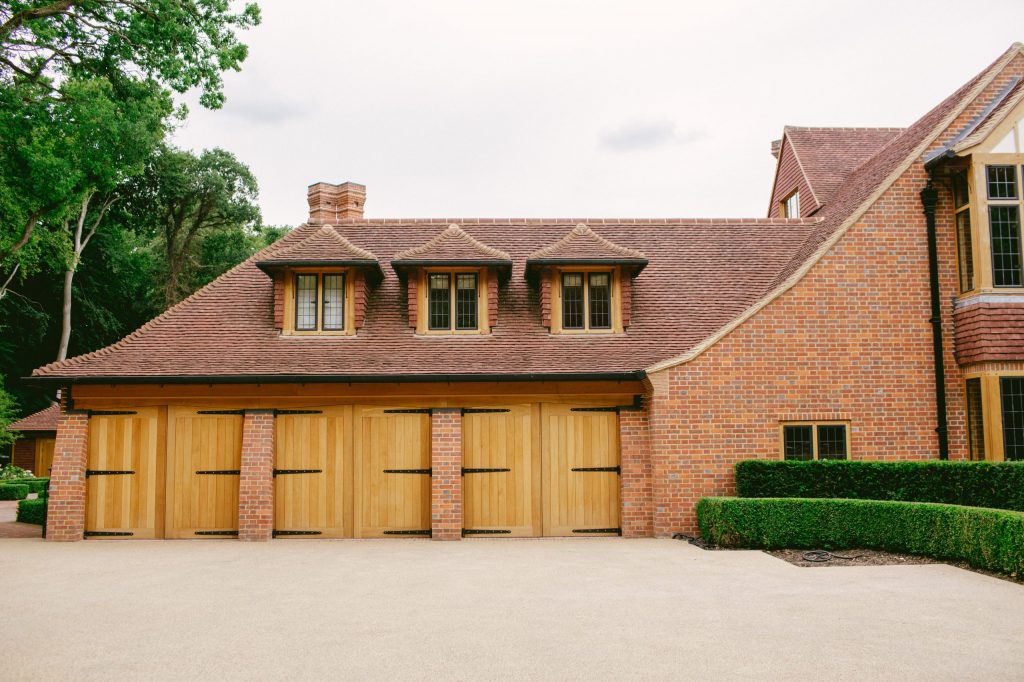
255,225,381,276
9,404,59,432
391,224,512,274
527,224,648,272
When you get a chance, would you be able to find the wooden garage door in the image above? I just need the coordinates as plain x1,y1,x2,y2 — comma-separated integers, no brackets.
462,405,541,537
274,407,352,538
34,437,55,477
353,407,431,538
85,408,164,539
166,408,243,539
541,404,621,537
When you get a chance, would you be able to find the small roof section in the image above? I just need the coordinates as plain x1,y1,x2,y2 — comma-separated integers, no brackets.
527,224,648,271
9,404,59,433
255,225,381,276
391,224,512,273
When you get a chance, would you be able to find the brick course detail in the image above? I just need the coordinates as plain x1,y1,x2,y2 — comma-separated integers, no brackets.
45,402,89,542
238,410,275,541
430,409,462,540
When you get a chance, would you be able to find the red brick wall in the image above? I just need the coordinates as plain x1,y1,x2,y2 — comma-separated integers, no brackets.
46,405,89,542
430,408,462,540
11,437,35,470
238,410,274,541
273,273,284,329
768,135,817,217
407,276,418,328
619,405,652,537
354,271,367,329
540,270,552,328
620,276,632,328
488,274,499,327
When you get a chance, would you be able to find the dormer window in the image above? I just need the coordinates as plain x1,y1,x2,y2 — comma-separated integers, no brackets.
561,271,612,331
428,271,479,331
294,272,347,332
781,190,800,218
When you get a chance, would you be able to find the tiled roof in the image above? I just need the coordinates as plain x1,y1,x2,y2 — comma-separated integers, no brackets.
255,225,379,272
29,44,1024,382
954,301,1024,364
9,404,59,432
31,218,819,380
527,224,648,268
951,77,1024,153
784,127,904,209
392,224,511,268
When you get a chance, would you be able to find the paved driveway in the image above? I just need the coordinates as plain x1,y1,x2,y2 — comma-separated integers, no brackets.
2,538,1021,680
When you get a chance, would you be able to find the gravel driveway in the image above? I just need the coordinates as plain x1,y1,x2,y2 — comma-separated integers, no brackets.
2,538,1022,680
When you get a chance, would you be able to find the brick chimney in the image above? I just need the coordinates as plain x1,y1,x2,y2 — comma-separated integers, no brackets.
770,139,782,159
307,181,366,223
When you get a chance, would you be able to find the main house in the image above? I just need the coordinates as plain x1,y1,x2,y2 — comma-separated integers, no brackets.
28,44,1024,541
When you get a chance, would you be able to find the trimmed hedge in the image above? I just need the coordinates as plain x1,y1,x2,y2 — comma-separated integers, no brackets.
16,498,46,525
19,478,49,494
735,460,1024,511
698,497,1024,577
0,484,29,500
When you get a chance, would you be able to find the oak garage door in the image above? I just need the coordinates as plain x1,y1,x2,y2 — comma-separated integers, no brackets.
85,408,163,539
274,407,351,538
462,405,541,537
166,408,243,539
353,407,432,538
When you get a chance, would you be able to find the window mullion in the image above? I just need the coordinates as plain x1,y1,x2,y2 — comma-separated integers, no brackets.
583,273,590,331
812,426,819,461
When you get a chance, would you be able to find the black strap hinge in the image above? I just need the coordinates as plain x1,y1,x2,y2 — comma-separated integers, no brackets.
195,470,241,475
572,528,622,535
461,408,512,415
462,528,512,536
194,530,239,536
273,469,322,477
273,530,323,537
383,529,432,536
273,409,324,417
571,466,621,474
383,408,432,414
383,468,432,475
84,530,134,537
462,467,511,475
85,469,135,477
197,409,245,415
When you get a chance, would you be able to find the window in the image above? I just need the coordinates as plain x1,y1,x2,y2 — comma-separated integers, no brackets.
966,378,986,461
426,271,479,332
560,271,615,332
290,271,348,334
1000,377,1024,461
781,190,800,218
953,170,974,292
781,423,849,461
986,165,1024,287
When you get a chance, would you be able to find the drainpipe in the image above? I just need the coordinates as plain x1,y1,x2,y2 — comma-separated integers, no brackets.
920,175,950,460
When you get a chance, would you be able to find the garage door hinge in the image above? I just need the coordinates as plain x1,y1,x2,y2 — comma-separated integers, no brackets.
194,530,239,536
273,530,323,537
273,409,324,416
462,529,512,536
383,529,432,536
197,409,245,415
461,467,510,475
273,469,323,477
85,469,135,477
461,408,511,415
572,528,622,535
383,468,432,475
195,470,241,475
571,466,621,474
84,531,134,537
87,410,137,417
383,408,432,414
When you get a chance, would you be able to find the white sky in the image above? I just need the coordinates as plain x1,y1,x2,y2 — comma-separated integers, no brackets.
172,0,1024,226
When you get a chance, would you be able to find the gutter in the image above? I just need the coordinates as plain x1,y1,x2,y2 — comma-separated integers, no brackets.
22,370,648,387
920,176,950,460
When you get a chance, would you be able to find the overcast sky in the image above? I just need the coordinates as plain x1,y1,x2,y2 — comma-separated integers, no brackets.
172,0,1024,226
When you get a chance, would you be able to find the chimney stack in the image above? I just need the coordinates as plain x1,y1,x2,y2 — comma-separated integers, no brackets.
307,181,366,223
770,139,782,159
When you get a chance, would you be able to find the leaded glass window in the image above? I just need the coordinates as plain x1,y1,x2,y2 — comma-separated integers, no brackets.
562,273,585,329
588,273,611,329
816,425,847,460
782,190,800,218
783,425,813,461
1001,377,1024,462
455,273,478,330
322,274,345,331
966,378,986,461
986,165,1017,199
295,274,318,331
990,205,1022,287
956,210,974,292
428,273,451,330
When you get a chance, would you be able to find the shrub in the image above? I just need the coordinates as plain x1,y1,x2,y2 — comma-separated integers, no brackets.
0,464,33,481
697,497,1024,577
735,460,1024,511
16,498,46,526
20,478,49,494
0,483,29,500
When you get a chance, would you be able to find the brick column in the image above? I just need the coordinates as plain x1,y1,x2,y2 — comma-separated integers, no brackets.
238,410,274,541
46,404,89,542
620,399,653,537
430,408,462,540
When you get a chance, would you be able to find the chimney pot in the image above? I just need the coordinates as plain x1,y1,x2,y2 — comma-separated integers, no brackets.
308,181,366,223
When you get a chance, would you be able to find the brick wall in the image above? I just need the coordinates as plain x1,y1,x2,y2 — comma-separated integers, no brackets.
46,405,89,542
11,437,35,470
238,410,274,541
619,404,652,537
430,408,462,540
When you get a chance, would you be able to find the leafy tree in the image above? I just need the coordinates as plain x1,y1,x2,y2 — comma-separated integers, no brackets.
0,376,20,450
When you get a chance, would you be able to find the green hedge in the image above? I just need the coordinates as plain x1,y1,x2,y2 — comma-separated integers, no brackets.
698,497,1024,577
0,484,29,500
735,460,1024,511
16,498,46,525
18,478,49,494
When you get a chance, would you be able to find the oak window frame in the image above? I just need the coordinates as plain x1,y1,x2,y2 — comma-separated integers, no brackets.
780,189,801,218
282,268,356,336
416,266,490,335
549,266,623,334
779,421,851,461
